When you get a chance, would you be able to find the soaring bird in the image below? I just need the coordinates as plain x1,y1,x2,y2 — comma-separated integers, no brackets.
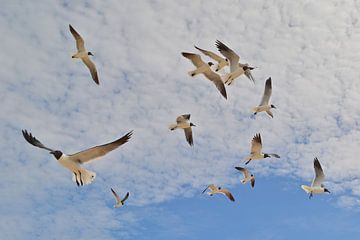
235,166,255,188
194,45,229,72
253,77,277,118
22,129,133,186
202,184,235,202
215,40,254,85
245,133,280,165
181,52,227,99
168,114,195,146
111,188,130,208
69,24,99,85
301,158,330,199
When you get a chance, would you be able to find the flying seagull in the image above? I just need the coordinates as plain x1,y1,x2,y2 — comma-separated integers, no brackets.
194,45,229,72
245,133,280,165
301,158,330,199
22,129,133,186
235,166,255,188
253,77,277,118
215,40,254,85
168,114,195,146
111,188,130,208
69,24,99,85
202,184,235,202
181,52,227,99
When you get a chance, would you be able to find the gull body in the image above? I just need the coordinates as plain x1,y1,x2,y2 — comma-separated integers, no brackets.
69,24,99,85
202,184,235,202
169,114,195,146
245,133,280,165
181,52,227,99
111,188,130,208
253,77,276,118
22,129,133,186
301,158,330,198
235,167,255,188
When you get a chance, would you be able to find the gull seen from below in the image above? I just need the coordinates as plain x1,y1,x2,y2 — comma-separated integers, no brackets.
301,158,331,199
69,24,99,85
245,133,280,165
22,129,133,186
169,114,195,146
194,45,229,72
181,52,227,99
253,77,277,118
111,188,130,208
202,184,235,202
235,166,255,188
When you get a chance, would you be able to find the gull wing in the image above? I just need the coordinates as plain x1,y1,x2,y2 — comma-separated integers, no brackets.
68,131,133,163
69,24,85,52
194,46,225,63
184,127,193,146
235,166,250,178
251,133,262,154
82,56,99,85
121,192,130,204
259,77,272,106
203,70,227,99
219,188,235,202
111,188,121,204
22,130,55,152
181,52,206,68
202,184,217,193
176,114,190,124
215,40,239,72
312,157,325,187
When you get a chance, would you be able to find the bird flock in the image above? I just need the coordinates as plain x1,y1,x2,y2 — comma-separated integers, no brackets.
22,25,330,209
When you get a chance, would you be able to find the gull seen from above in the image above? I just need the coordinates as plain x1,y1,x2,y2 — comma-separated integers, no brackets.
169,114,196,146
301,158,330,199
181,52,227,99
235,166,255,188
69,24,99,85
245,133,280,165
253,77,277,118
202,184,235,202
111,188,130,208
22,129,133,186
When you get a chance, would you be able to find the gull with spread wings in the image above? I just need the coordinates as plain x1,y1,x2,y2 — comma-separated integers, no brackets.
111,188,130,208
169,114,195,146
181,52,227,99
202,184,235,202
253,77,277,118
22,129,133,186
301,158,330,199
245,133,280,165
69,24,99,85
235,166,255,188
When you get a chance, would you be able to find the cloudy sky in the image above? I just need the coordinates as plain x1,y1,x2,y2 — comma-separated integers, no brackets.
1,0,360,239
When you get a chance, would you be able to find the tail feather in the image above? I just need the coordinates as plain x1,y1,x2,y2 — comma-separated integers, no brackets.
72,168,96,186
301,185,311,193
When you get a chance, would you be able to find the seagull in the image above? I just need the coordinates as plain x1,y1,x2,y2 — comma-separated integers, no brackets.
301,158,330,199
194,45,229,72
69,24,99,85
235,167,255,188
111,188,130,208
245,133,280,165
22,129,133,186
168,114,195,146
202,184,235,202
181,52,227,99
215,40,254,85
253,77,277,118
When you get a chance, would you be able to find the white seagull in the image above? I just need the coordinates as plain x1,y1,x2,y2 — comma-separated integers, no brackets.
181,52,227,99
202,184,235,202
301,158,330,199
111,188,130,208
215,40,254,85
22,129,133,186
69,24,99,85
245,133,280,165
194,45,229,72
235,167,255,188
253,77,277,118
168,114,195,146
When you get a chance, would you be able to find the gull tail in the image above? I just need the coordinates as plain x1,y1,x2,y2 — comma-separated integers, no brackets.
168,124,178,131
72,168,96,186
301,185,311,193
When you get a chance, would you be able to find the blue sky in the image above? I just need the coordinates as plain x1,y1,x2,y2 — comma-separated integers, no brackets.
1,0,360,239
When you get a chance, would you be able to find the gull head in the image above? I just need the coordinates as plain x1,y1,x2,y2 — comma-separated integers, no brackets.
207,62,214,66
324,188,331,193
190,123,196,127
50,150,63,160
87,52,94,56
271,104,277,109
